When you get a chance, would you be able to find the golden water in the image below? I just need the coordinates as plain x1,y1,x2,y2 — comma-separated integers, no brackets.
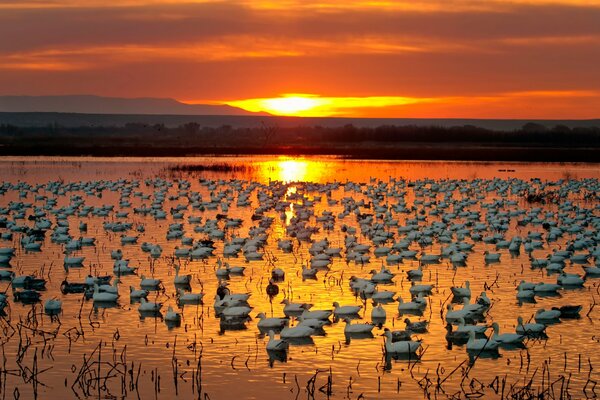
0,156,599,399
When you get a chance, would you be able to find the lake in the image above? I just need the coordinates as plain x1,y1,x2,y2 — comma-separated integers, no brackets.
0,156,599,399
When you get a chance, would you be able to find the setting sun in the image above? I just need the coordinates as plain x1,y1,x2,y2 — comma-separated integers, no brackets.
226,94,432,117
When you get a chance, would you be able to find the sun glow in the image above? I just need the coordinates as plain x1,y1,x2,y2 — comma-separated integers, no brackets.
227,94,431,117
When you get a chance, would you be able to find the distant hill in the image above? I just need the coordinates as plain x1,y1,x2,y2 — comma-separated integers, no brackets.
0,95,263,116
0,111,598,131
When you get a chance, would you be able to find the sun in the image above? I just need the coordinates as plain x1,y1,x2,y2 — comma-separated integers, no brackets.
226,94,329,116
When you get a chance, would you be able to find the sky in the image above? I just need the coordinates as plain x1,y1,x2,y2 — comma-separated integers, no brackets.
1,0,600,118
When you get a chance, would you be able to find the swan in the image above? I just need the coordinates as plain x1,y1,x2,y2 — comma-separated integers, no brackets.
382,329,421,354
256,312,289,329
333,302,362,315
266,330,289,351
466,331,499,352
491,322,525,344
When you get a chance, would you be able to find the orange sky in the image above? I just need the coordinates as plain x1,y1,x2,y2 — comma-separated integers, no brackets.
1,0,599,118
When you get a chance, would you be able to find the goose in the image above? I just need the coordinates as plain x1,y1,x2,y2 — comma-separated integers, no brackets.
174,266,192,285
256,312,289,329
113,260,137,274
455,317,487,335
535,308,561,322
534,283,561,293
491,322,525,344
98,279,119,295
44,299,62,314
372,289,396,302
138,298,162,313
130,286,149,299
484,251,501,263
266,280,279,297
222,305,253,318
333,302,362,315
165,306,181,323
517,287,535,300
93,284,118,302
296,316,328,329
370,266,394,282
382,329,421,354
409,283,433,296
281,299,312,316
266,330,289,351
280,325,315,338
466,331,499,352
445,304,474,323
516,316,546,335
583,266,600,277
301,309,332,320
344,319,375,334
451,281,471,298
140,275,161,289
371,304,386,321
476,292,491,307
398,297,426,313
0,270,14,280
271,268,285,281
404,318,428,333
406,266,423,280
557,273,584,286
177,289,204,305
302,265,318,279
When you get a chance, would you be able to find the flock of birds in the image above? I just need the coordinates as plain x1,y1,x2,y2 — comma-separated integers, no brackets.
0,174,599,369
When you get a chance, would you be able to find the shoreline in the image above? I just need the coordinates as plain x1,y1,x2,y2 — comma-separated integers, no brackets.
1,144,598,162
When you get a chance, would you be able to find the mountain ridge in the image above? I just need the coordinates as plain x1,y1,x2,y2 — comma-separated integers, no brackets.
0,95,264,116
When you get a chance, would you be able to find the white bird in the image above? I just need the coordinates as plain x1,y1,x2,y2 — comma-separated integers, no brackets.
266,330,289,351
130,286,149,299
281,299,312,316
371,304,386,321
382,329,421,354
256,312,289,329
491,322,524,344
140,275,161,289
174,265,192,285
344,319,375,334
466,331,499,351
222,306,253,318
301,309,332,320
516,316,546,335
535,308,561,322
451,281,471,298
177,289,204,305
280,325,315,338
138,298,162,313
333,302,362,315
165,306,181,323
93,285,118,302
44,299,62,314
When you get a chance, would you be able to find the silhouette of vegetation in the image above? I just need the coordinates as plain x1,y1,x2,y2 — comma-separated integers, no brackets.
1,121,599,161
